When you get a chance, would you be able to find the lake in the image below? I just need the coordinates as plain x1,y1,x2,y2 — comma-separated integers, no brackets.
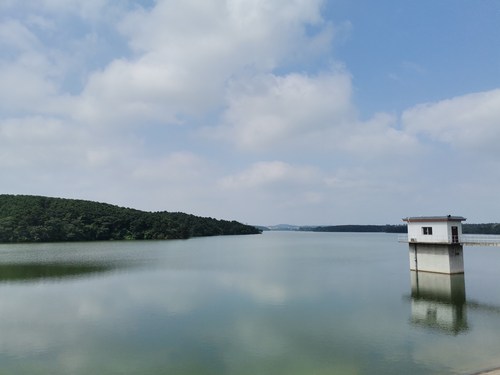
0,231,499,374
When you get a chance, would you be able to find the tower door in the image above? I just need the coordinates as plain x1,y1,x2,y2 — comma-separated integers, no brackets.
451,226,459,243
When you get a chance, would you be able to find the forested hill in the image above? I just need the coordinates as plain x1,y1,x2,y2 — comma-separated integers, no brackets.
0,195,261,243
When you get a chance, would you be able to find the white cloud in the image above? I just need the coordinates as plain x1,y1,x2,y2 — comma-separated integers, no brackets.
214,70,355,151
0,19,41,52
75,0,332,124
341,113,419,158
402,89,500,151
0,63,58,114
1,0,499,225
6,0,123,21
0,116,75,168
325,166,409,196
40,0,110,16
0,19,60,114
121,0,328,61
215,161,330,223
1,0,334,128
132,152,209,183
0,114,139,170
219,161,319,189
212,71,418,161
77,57,188,125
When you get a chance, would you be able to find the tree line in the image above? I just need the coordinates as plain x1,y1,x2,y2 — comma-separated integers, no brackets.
302,223,500,234
462,223,500,235
300,225,407,233
0,195,261,243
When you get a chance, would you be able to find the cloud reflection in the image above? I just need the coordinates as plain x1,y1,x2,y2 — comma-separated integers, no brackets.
1,235,500,374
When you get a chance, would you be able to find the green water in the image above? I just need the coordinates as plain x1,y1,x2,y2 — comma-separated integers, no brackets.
0,231,499,374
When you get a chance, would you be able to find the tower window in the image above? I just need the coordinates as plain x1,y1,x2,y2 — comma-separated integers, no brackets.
422,227,433,235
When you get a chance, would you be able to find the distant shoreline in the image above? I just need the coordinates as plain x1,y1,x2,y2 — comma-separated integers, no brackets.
258,224,500,235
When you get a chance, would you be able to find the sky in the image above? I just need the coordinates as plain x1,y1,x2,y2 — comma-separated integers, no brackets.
1,0,500,226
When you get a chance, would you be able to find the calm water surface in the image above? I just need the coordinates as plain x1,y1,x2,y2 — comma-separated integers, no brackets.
0,231,499,374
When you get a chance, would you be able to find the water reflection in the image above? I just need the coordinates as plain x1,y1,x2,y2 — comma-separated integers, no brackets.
0,262,117,283
0,241,155,283
2,234,500,374
410,271,468,334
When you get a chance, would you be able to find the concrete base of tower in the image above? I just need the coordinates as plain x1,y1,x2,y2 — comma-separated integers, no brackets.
408,243,464,274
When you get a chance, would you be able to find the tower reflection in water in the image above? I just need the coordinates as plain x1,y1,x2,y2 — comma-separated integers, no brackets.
410,271,468,335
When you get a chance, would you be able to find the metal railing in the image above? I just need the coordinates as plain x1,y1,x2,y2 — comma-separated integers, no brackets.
398,235,457,243
398,234,500,246
461,234,500,246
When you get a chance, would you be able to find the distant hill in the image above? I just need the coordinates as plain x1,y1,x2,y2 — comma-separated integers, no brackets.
302,224,407,233
267,224,301,231
0,195,261,243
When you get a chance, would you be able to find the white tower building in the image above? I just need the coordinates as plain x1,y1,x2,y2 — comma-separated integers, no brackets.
402,216,466,274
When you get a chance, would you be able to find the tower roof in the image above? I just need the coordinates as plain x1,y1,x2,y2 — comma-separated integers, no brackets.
402,216,466,223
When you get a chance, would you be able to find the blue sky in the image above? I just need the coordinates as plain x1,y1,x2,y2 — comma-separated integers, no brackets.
1,0,500,225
